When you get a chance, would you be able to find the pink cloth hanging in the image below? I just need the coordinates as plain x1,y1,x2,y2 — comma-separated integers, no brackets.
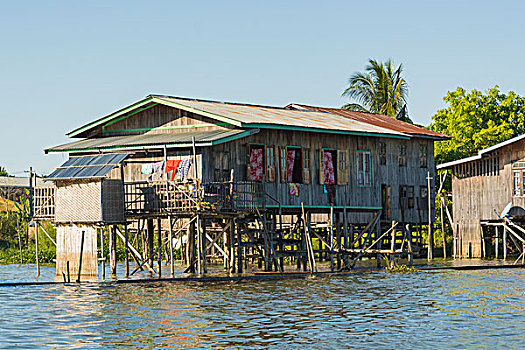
323,152,335,184
249,148,263,182
286,150,295,182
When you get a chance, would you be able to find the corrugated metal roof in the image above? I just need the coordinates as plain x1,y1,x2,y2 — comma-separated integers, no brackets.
46,129,256,153
0,176,47,188
288,104,450,140
151,96,409,137
437,133,525,169
47,153,128,180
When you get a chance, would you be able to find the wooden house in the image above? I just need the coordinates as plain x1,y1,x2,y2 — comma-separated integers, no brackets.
36,95,449,278
438,134,525,259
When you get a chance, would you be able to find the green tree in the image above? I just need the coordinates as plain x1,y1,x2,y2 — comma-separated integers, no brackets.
431,86,525,165
342,59,412,123
0,166,8,177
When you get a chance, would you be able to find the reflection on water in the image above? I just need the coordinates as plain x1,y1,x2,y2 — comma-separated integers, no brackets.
0,265,524,349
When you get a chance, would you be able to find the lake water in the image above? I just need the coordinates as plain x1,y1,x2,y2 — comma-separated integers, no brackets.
0,263,524,349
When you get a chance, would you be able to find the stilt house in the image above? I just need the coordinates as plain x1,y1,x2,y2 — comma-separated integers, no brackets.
35,95,449,277
438,134,525,259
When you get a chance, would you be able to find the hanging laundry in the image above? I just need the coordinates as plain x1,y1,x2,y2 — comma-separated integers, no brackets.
249,148,263,182
323,152,336,185
177,158,193,181
141,163,153,175
165,160,181,181
286,150,295,182
289,183,299,196
152,161,165,174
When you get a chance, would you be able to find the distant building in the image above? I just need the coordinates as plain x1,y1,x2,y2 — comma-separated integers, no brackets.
438,134,525,258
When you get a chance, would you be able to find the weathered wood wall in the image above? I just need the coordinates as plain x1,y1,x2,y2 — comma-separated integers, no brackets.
87,104,232,138
56,224,98,278
202,129,435,224
451,138,525,257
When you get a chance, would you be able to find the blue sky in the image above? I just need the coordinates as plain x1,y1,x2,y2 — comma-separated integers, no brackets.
1,0,524,175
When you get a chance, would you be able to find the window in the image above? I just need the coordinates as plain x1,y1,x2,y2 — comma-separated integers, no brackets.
337,150,349,185
303,148,311,184
247,145,264,182
266,146,276,182
420,186,428,199
379,142,387,165
357,151,371,187
514,171,521,196
279,146,303,183
214,151,230,181
398,143,407,166
399,185,414,209
320,149,337,185
419,145,427,168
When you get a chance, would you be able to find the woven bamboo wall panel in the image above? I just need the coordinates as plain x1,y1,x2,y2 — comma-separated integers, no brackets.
55,181,102,223
55,224,98,278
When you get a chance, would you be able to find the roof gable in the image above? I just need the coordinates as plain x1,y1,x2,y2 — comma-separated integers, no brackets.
68,95,410,140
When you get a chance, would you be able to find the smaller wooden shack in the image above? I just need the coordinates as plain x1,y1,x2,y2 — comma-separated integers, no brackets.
44,153,127,278
438,134,525,260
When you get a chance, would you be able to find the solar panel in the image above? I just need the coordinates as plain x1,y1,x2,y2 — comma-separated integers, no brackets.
47,153,128,180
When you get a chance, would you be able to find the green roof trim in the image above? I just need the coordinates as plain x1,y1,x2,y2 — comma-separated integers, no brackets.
102,122,230,134
152,97,242,127
102,103,159,129
67,97,156,137
46,129,258,154
241,123,410,140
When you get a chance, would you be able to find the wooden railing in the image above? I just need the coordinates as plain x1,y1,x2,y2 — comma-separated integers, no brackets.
124,180,265,216
33,187,55,220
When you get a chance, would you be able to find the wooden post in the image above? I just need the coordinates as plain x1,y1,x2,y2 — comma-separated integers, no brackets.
427,171,434,260
336,212,341,270
329,205,335,271
440,193,446,259
343,206,349,268
187,220,196,273
110,226,117,276
196,215,202,274
376,220,382,268
223,221,229,270
169,216,174,277
124,223,129,277
503,226,507,260
237,219,242,273
34,223,39,278
495,226,499,259
76,230,85,283
157,219,162,278
147,219,154,271
202,218,208,274
230,218,236,274
407,224,413,266
100,228,105,279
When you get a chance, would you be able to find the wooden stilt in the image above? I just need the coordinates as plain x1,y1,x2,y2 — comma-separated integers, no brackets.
76,230,85,283
202,219,207,274
110,226,117,276
495,226,499,259
124,223,129,278
157,219,162,278
196,215,202,274
35,223,39,278
376,221,382,268
168,216,174,277
343,206,349,268
407,224,413,266
147,219,154,270
503,226,507,260
336,212,341,270
229,218,235,274
100,228,105,279
329,205,335,271
236,219,242,273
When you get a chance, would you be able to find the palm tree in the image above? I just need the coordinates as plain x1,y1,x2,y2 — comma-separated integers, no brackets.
342,59,412,123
